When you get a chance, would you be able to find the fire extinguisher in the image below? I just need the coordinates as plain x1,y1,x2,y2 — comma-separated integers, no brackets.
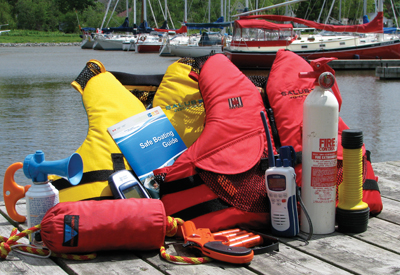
299,57,340,234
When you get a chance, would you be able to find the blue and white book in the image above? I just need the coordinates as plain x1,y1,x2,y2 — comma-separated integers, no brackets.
108,106,187,198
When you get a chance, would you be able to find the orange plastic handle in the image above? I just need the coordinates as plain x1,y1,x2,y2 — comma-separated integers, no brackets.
3,162,31,222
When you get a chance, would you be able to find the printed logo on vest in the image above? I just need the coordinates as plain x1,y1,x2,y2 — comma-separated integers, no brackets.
63,215,79,247
228,97,243,109
165,99,204,113
280,88,313,98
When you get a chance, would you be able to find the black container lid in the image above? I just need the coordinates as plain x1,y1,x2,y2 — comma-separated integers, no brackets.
342,129,363,149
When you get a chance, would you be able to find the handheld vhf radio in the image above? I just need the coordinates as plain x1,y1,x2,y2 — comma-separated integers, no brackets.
260,111,299,237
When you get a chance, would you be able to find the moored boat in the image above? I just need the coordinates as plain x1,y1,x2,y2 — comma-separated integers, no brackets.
169,32,227,58
135,32,164,53
224,3,400,69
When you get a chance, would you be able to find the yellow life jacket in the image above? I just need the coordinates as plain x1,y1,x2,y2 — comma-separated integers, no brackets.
51,60,146,202
152,61,205,148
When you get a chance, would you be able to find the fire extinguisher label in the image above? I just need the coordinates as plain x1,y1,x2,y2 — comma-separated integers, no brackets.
310,138,338,204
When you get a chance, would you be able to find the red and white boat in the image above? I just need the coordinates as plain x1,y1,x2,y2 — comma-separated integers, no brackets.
136,25,187,53
224,9,400,69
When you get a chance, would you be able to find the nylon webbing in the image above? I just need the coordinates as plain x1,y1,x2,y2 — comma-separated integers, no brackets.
110,71,164,86
363,179,380,192
171,198,232,221
52,153,128,191
112,153,126,172
159,174,204,196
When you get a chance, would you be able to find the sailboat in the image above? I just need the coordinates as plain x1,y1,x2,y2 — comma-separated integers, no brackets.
167,0,232,58
224,0,400,68
93,0,139,51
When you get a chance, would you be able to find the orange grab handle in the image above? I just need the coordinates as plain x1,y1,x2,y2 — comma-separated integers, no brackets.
3,162,31,222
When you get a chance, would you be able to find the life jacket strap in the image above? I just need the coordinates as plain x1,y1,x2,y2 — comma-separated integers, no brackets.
159,174,204,196
171,198,232,221
52,153,127,191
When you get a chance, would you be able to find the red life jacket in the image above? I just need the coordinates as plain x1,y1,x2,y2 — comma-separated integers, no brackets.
155,50,382,233
266,49,382,216
154,54,272,232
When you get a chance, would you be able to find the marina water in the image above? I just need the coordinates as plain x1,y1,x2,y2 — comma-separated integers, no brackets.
1,46,399,200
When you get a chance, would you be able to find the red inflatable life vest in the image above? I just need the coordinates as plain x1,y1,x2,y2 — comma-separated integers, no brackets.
154,54,272,232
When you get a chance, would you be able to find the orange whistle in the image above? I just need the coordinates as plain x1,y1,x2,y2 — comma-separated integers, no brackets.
3,162,31,222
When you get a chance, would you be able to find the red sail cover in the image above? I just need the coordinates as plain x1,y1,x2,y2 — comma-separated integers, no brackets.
235,19,293,30
240,11,384,33
154,25,187,34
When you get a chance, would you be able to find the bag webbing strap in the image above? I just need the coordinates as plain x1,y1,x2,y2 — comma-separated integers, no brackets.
363,179,380,192
52,153,127,191
171,198,232,221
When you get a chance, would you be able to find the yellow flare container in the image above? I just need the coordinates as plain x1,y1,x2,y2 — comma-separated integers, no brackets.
336,130,369,233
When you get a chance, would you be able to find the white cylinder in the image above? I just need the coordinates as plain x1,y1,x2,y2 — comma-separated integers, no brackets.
26,181,59,242
301,85,339,234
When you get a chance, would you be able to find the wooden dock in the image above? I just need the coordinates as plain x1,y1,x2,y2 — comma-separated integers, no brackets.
1,160,400,274
329,59,400,70
375,66,400,79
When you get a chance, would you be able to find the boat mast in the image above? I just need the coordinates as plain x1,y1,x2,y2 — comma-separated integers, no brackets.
184,0,187,23
209,0,211,23
364,0,367,16
133,0,136,27
100,0,112,29
164,0,168,28
324,0,336,24
389,0,399,28
317,0,327,23
378,0,383,41
106,0,120,28
148,0,158,28
232,0,307,18
143,0,147,23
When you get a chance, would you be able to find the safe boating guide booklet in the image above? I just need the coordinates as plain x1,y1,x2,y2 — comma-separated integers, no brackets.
108,106,187,198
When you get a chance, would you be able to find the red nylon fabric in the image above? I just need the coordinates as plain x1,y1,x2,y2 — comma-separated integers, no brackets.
41,199,166,254
161,184,219,217
235,19,293,30
363,160,383,216
154,25,188,34
157,54,267,182
241,12,384,33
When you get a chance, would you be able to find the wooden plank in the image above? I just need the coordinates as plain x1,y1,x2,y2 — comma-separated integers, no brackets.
0,206,67,274
372,161,400,187
246,244,352,275
280,232,400,274
140,240,258,275
377,197,400,225
140,238,351,275
53,251,165,275
348,217,400,254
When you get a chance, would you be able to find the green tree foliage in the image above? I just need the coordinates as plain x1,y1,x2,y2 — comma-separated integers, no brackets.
55,0,96,14
2,0,400,33
79,2,108,29
16,0,59,31
0,0,16,28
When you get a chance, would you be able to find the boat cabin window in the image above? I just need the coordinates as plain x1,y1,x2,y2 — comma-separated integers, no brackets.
233,27,293,41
